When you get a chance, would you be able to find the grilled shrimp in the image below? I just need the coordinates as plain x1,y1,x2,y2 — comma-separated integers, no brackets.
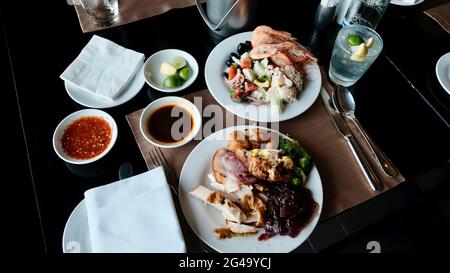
249,44,280,59
251,25,296,47
250,41,317,64
269,52,294,68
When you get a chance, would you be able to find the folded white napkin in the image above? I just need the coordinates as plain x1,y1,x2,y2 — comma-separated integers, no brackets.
60,35,144,101
84,167,186,253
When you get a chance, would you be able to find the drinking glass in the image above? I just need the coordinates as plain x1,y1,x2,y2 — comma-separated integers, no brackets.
342,0,390,29
80,0,119,26
329,24,383,87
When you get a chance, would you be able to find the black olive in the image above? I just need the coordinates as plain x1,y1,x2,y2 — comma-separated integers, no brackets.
245,40,252,49
223,72,229,79
237,43,247,55
230,52,239,61
226,59,232,67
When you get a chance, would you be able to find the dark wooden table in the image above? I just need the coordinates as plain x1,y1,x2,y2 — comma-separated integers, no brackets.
2,0,449,254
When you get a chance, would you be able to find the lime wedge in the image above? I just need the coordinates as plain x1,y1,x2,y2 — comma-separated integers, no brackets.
160,62,177,75
350,44,369,62
178,67,190,81
170,56,187,69
163,75,182,88
347,34,364,46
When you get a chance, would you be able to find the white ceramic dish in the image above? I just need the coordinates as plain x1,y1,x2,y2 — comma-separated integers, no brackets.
436,52,450,95
144,49,199,92
139,96,201,148
390,0,424,6
62,199,92,253
53,109,118,164
179,125,323,253
205,32,322,122
65,63,145,109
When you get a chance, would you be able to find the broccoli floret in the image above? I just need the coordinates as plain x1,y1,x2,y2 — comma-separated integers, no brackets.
299,154,312,173
279,138,307,158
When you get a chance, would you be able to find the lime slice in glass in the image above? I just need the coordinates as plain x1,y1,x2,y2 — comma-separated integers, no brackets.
178,67,190,81
347,34,364,46
170,56,187,69
163,75,182,88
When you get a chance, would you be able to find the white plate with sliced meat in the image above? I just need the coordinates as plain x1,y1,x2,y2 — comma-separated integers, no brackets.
178,125,323,253
205,27,322,122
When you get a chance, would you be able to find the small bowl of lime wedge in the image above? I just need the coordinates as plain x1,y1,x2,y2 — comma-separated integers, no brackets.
144,49,199,92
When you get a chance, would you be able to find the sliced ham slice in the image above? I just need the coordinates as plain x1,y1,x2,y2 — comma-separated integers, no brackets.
212,148,257,191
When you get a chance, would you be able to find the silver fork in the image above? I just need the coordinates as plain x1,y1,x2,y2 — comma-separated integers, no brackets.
148,147,178,197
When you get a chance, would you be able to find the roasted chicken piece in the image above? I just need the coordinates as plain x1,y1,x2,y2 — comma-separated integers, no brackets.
190,186,248,223
228,129,278,152
214,221,260,239
235,148,293,182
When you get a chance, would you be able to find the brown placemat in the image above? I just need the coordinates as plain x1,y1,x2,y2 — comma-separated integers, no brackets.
73,0,205,33
424,3,450,34
125,87,405,221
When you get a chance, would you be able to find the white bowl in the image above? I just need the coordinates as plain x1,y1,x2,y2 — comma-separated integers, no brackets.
53,109,118,164
144,49,199,92
139,96,201,148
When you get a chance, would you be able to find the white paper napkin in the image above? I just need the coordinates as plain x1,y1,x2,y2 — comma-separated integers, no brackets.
60,35,144,101
84,167,186,253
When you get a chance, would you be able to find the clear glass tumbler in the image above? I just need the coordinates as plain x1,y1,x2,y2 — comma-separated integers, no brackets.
342,0,390,29
329,24,383,87
80,0,119,26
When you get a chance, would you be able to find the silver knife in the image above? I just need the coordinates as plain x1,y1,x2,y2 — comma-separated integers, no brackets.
320,88,383,192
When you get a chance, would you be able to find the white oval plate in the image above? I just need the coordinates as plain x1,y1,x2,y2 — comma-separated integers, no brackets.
436,52,450,95
390,0,424,6
62,199,92,253
179,125,323,253
205,32,322,123
65,63,145,109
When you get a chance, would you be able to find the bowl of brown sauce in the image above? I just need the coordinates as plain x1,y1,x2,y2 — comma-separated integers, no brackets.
140,96,201,148
53,109,118,164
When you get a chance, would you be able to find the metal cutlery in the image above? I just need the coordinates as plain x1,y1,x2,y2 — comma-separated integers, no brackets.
148,147,179,197
333,86,397,177
321,88,383,192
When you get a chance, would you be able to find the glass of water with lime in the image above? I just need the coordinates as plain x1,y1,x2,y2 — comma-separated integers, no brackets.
329,24,383,87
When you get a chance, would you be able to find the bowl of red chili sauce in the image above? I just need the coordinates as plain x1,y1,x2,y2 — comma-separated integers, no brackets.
53,109,118,164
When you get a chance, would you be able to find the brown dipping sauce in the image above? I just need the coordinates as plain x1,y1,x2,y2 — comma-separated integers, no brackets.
147,104,194,143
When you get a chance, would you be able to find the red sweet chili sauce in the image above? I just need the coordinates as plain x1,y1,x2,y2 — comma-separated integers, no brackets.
61,116,112,160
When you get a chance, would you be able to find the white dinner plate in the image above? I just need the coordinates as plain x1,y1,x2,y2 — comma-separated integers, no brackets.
205,32,322,122
179,125,323,253
62,199,92,253
436,52,450,95
65,63,145,109
390,0,425,6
